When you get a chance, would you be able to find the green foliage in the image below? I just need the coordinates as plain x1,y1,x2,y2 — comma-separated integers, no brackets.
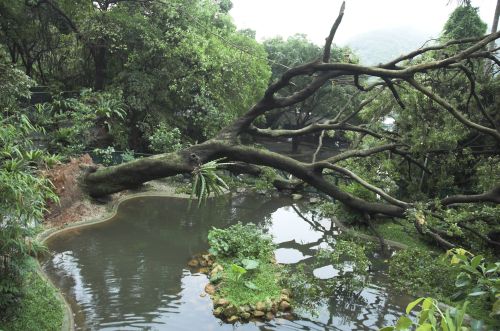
0,266,63,331
93,146,116,166
253,167,279,191
190,158,230,207
0,58,58,319
217,262,282,307
446,248,500,318
381,297,471,331
442,4,487,40
148,123,183,154
280,239,372,314
208,223,282,307
207,223,275,262
388,248,457,297
33,89,126,156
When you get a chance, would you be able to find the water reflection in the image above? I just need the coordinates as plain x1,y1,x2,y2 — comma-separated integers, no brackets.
43,194,411,330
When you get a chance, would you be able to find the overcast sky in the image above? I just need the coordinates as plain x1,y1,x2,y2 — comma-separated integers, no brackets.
230,0,497,45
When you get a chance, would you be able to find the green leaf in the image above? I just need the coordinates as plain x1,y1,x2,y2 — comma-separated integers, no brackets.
379,327,395,331
470,255,482,269
395,316,412,330
415,323,432,331
241,259,259,270
231,264,247,276
244,281,259,290
491,298,500,316
406,297,424,314
455,273,471,288
422,297,433,310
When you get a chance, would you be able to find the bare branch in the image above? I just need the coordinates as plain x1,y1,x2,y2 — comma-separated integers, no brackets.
323,1,346,63
407,77,500,142
322,164,410,208
317,143,402,165
441,184,500,206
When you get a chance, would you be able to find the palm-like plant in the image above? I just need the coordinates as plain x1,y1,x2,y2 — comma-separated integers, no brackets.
190,158,231,207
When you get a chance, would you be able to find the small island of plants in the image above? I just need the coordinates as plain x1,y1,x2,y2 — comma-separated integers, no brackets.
188,223,292,323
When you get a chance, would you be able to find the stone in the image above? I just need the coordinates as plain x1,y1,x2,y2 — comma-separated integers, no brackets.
214,298,229,307
210,265,223,278
279,300,291,311
227,315,239,323
223,305,238,317
241,312,251,320
265,312,274,321
291,194,303,200
236,187,246,193
280,294,290,302
187,258,199,267
255,302,266,312
200,293,206,298
204,284,216,295
253,310,265,317
198,267,209,274
309,197,320,204
213,307,223,317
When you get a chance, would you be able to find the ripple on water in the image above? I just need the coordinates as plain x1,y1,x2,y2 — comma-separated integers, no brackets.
43,194,413,330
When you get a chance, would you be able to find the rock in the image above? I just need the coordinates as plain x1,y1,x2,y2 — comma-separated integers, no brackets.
227,315,239,323
279,300,291,311
200,293,206,298
241,312,251,320
253,310,265,317
223,305,238,317
204,284,216,295
291,194,303,200
240,305,251,313
280,294,290,302
214,298,229,307
281,289,291,296
198,267,209,274
213,307,223,317
187,258,199,267
236,187,246,193
255,302,266,312
265,312,274,320
199,260,208,267
309,197,320,204
210,265,223,278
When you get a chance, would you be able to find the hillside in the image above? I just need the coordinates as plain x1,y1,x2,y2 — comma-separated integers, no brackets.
345,27,435,65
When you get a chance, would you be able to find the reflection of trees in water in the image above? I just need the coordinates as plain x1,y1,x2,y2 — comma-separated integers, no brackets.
45,194,291,329
44,194,409,330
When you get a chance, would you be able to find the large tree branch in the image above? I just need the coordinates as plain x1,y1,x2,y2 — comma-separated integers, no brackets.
407,77,500,142
321,164,410,208
441,184,500,206
323,1,345,63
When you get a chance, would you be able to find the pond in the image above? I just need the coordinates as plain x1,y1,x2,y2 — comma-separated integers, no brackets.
42,194,412,331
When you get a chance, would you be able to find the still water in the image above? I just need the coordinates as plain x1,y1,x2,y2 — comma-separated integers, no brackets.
43,194,412,330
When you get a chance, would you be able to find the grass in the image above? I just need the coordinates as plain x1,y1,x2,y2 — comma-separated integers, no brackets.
356,219,439,252
216,261,282,307
0,261,64,331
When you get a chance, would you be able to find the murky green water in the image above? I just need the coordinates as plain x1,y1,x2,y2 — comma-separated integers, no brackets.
43,194,412,330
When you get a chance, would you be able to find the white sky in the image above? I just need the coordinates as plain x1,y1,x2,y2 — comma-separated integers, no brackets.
230,0,497,45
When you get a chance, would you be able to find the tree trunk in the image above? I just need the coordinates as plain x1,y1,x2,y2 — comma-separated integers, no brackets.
84,139,406,218
92,45,107,91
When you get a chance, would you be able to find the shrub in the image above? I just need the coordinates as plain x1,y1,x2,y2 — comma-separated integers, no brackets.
208,223,275,262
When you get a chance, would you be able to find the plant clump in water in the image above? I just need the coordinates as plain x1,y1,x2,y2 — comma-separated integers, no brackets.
187,223,293,323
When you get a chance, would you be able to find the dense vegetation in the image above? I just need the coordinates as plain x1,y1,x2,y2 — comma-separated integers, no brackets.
0,0,499,329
